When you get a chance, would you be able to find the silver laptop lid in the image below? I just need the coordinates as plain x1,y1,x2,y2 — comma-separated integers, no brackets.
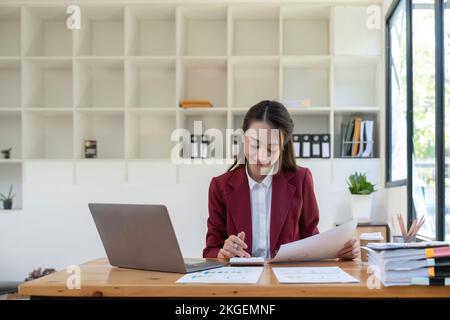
88,203,187,273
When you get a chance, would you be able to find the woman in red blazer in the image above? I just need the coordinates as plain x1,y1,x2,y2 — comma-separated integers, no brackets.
203,100,359,260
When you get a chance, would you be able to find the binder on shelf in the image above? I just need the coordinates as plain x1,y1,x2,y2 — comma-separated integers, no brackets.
231,135,241,159
344,119,355,157
201,135,209,159
340,118,374,158
357,121,365,157
190,134,200,159
292,134,301,158
311,134,321,158
362,120,374,157
300,134,311,158
351,118,362,156
84,140,97,159
340,122,349,157
320,134,331,158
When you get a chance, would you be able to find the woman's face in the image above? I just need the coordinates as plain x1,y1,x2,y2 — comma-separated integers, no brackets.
244,120,282,176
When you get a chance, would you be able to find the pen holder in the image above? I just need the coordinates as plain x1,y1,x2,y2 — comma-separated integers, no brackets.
392,235,417,243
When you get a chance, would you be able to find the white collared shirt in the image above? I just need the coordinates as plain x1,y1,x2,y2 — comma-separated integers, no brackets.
245,165,273,259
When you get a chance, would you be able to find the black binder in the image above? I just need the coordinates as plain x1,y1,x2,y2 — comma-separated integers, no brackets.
299,134,311,158
320,134,331,158
292,134,301,158
311,134,321,158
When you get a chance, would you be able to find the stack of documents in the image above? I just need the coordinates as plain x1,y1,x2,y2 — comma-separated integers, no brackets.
367,241,450,286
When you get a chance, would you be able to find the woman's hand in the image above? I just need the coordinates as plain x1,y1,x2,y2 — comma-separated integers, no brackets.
337,237,360,260
217,231,251,259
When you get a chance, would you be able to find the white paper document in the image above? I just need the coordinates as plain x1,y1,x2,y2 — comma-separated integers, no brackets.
272,267,360,284
270,219,357,263
176,267,264,284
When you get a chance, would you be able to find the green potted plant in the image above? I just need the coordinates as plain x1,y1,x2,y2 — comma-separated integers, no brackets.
0,185,15,210
347,172,377,222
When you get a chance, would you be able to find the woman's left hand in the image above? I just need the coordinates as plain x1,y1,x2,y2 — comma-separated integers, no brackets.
337,237,360,260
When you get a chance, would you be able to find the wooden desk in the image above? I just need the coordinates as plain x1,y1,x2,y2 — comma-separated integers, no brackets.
19,258,450,299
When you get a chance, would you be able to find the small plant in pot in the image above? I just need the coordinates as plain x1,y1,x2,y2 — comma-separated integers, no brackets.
347,172,377,222
0,185,15,210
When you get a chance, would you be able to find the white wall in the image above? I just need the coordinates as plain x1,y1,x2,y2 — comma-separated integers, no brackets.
0,159,386,281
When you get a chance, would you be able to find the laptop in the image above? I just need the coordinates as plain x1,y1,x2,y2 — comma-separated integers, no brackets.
88,203,225,273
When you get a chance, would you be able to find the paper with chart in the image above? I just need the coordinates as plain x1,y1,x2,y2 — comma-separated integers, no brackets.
272,267,359,284
270,219,357,263
176,267,264,284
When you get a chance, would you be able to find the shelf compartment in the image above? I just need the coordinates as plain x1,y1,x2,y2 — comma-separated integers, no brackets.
282,56,330,107
126,6,176,56
178,111,228,159
231,57,279,108
74,7,124,56
0,7,21,56
333,56,380,108
126,109,176,159
23,7,72,56
178,6,227,56
75,109,124,159
333,111,379,158
281,5,330,55
0,59,20,108
0,110,22,159
231,6,279,56
291,113,330,135
23,110,73,159
178,57,227,108
23,59,72,109
75,58,124,109
126,58,175,108
0,162,22,210
333,5,381,56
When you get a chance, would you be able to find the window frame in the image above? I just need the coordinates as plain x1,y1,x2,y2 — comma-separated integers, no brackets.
385,0,446,240
385,0,408,188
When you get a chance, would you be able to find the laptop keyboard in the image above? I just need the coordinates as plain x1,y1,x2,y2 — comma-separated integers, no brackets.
184,259,218,267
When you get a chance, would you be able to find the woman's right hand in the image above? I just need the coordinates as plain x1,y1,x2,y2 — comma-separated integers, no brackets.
217,231,251,259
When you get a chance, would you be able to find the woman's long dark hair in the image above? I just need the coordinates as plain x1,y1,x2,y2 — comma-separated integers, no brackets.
228,100,297,172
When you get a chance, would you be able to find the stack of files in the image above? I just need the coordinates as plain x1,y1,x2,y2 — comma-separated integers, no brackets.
179,99,213,109
366,241,450,286
340,118,374,158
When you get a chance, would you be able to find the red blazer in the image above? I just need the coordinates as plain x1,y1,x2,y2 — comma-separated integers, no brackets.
203,165,320,258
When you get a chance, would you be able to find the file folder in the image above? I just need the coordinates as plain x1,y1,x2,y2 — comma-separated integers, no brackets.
321,134,331,158
300,135,311,158
293,134,301,158
311,134,321,158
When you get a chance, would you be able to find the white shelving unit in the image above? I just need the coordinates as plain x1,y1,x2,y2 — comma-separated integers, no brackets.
75,58,124,109
23,7,72,56
0,59,20,108
74,109,124,159
126,58,176,108
0,2,383,208
23,58,73,108
0,7,20,56
231,6,280,56
23,109,73,159
74,7,124,56
178,57,227,108
126,6,176,56
232,57,279,109
178,6,227,56
281,5,330,56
